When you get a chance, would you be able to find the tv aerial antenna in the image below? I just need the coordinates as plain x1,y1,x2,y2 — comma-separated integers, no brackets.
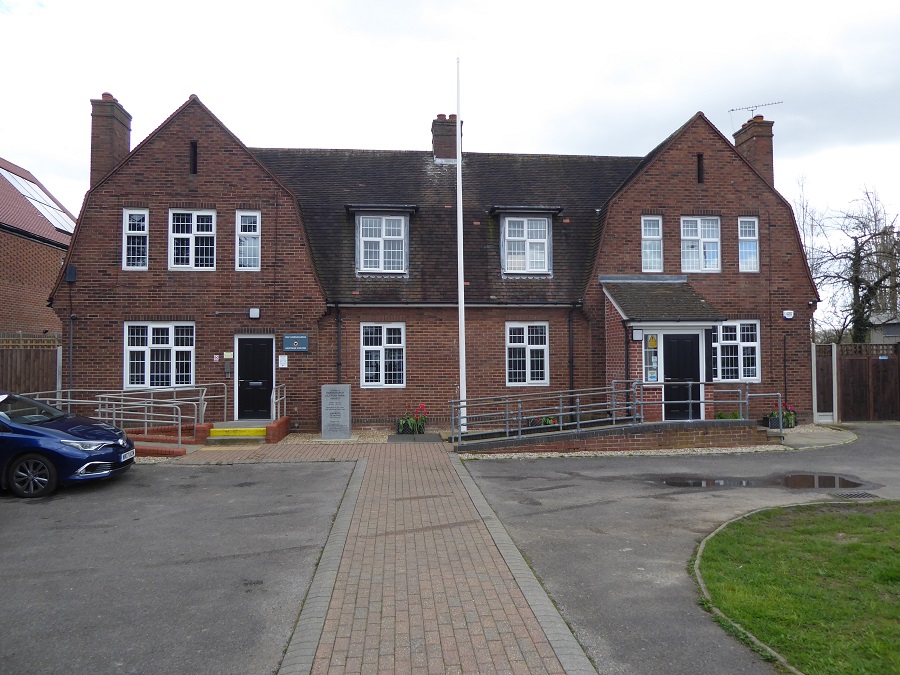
728,101,782,131
729,101,783,116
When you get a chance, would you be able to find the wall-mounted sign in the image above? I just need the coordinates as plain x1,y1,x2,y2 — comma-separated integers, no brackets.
283,334,309,352
279,355,288,368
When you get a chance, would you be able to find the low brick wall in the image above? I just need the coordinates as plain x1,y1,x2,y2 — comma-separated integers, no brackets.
266,416,291,443
456,420,775,454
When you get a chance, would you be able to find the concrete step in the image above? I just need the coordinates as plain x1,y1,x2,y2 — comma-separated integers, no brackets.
208,427,267,438
135,443,188,457
205,435,267,446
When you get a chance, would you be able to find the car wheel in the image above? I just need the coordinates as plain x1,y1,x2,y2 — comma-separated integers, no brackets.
8,453,58,498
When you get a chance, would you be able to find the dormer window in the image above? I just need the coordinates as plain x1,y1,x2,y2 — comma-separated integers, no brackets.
494,207,559,276
348,205,417,275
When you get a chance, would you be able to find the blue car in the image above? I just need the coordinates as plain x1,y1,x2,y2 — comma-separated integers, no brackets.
0,391,135,498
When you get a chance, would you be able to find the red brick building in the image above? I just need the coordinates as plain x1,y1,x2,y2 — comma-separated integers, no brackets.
52,94,817,427
0,156,73,336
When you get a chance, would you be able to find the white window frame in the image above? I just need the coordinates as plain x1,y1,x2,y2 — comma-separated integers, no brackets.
711,321,760,383
681,216,720,272
235,210,261,271
738,217,759,272
505,322,549,386
360,323,406,388
356,214,408,274
168,209,217,270
642,332,660,382
641,216,663,272
124,322,195,389
501,215,552,274
122,208,149,270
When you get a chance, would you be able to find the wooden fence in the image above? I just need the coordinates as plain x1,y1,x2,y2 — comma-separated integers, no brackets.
0,333,61,392
813,343,900,422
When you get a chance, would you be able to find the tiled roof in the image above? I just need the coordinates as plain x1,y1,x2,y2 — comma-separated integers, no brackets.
251,148,641,304
0,156,73,247
600,276,725,322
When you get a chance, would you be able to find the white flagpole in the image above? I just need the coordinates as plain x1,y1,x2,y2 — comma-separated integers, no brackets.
456,58,467,432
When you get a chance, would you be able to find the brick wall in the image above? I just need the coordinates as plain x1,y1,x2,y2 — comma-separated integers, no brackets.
460,420,776,454
0,229,66,333
321,306,595,424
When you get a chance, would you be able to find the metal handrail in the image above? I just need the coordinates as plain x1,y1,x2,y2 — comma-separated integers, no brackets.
25,385,230,444
450,382,785,446
271,384,287,420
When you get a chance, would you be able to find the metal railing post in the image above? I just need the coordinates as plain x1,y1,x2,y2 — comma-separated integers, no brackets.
558,393,563,431
517,401,522,437
576,396,581,431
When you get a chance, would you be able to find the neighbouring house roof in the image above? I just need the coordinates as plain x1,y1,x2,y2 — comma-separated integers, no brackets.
600,276,725,322
0,156,74,248
251,148,641,305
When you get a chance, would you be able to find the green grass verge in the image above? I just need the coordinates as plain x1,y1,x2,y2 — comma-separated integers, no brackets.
698,501,900,674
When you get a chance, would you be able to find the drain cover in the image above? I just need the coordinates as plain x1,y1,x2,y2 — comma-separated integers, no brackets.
833,492,880,500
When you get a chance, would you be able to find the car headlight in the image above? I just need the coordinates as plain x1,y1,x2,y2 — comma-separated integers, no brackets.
61,439,109,452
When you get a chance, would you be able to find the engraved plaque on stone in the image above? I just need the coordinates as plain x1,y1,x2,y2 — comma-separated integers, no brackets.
321,384,351,440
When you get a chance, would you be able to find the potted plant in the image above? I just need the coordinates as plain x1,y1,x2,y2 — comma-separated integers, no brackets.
768,403,796,429
397,403,428,435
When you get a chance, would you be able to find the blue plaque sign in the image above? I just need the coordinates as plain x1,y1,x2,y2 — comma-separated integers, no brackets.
283,334,309,352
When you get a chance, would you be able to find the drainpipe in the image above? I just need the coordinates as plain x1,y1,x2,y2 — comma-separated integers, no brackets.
336,304,342,384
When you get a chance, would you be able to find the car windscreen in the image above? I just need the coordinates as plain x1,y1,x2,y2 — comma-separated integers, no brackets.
0,394,68,425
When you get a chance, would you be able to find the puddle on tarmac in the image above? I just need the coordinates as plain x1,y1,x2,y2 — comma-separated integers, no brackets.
664,478,757,488
782,474,862,489
662,473,864,489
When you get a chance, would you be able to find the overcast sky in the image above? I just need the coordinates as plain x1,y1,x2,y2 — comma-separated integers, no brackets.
3,0,900,222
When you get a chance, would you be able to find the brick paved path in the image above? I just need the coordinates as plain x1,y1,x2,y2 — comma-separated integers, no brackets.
178,442,594,674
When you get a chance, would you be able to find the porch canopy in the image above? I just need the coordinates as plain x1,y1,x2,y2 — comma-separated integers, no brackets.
599,275,724,323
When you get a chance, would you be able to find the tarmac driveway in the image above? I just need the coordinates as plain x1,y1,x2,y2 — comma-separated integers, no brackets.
0,460,354,675
465,423,899,675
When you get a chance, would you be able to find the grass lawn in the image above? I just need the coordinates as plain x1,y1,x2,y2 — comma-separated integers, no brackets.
697,501,900,675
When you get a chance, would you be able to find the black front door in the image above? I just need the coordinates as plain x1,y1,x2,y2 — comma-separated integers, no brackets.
663,334,701,420
237,338,273,419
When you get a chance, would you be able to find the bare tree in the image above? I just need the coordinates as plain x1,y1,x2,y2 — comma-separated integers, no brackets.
804,188,900,343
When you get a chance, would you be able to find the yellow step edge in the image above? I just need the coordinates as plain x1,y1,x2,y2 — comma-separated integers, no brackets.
209,427,268,437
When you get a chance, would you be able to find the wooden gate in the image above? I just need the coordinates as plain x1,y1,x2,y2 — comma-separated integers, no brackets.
835,344,899,421
0,334,61,392
814,344,835,422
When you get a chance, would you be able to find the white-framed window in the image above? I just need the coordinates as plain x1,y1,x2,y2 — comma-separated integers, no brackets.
502,216,551,274
122,209,149,270
738,217,759,272
711,321,760,382
356,214,408,273
236,210,261,271
506,322,549,385
681,217,720,272
641,216,663,272
124,322,195,388
169,209,216,270
361,323,405,387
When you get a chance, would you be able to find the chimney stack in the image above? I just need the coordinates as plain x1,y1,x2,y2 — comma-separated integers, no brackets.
732,115,774,187
90,92,132,188
432,113,461,163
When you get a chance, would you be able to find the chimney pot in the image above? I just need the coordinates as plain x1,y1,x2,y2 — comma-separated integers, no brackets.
437,114,446,120
449,114,457,121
